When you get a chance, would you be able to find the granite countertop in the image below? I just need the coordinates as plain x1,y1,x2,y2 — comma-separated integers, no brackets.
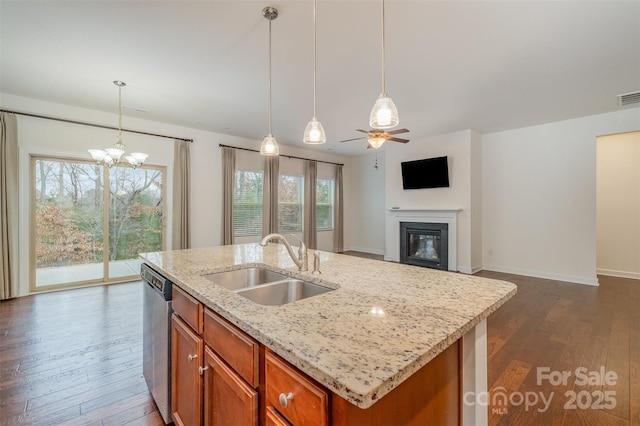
140,243,516,409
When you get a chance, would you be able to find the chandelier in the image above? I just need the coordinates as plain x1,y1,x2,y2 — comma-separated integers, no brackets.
89,81,149,167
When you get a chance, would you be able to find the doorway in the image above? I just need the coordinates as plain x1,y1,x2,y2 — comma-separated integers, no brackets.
31,156,165,291
596,131,640,279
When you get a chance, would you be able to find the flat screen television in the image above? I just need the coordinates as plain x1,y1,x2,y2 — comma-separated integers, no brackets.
401,156,450,189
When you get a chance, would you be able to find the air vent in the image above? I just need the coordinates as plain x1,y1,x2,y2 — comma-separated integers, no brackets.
617,91,640,107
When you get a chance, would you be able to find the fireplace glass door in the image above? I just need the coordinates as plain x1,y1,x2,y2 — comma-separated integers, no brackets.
408,232,441,262
400,222,448,270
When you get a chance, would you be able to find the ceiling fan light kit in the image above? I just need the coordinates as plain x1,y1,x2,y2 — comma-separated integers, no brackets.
260,6,280,156
88,80,149,168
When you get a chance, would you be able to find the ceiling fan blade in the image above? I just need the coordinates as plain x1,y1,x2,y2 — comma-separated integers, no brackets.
355,129,370,134
340,137,367,142
388,137,410,143
387,128,410,135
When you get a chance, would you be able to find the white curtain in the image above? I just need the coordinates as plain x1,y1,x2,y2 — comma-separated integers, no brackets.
172,139,191,249
1,113,18,300
262,156,279,236
222,147,236,245
333,164,344,252
304,160,317,249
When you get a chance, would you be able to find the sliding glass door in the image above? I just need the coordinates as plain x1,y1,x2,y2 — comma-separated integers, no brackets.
32,156,165,291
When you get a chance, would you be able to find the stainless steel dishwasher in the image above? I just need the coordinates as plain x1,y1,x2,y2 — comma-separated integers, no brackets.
141,263,173,425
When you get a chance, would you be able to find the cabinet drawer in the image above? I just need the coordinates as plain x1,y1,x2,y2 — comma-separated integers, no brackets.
266,406,291,426
172,285,203,333
265,351,329,426
203,308,259,388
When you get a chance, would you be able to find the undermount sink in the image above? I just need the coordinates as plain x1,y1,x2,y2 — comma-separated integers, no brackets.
203,267,289,291
234,279,334,306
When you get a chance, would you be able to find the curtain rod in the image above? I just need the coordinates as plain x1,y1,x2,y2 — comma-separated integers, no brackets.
219,144,344,166
0,108,193,143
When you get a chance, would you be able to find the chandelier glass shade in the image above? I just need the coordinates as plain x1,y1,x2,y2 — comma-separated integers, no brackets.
88,81,148,167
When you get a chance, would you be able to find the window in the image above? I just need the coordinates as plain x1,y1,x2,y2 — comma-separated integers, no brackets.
278,175,303,232
316,179,334,230
233,170,263,236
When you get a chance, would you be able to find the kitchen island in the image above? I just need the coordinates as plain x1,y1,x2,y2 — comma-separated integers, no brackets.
140,243,516,425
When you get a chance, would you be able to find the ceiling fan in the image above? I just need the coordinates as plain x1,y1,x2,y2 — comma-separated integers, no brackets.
340,128,410,149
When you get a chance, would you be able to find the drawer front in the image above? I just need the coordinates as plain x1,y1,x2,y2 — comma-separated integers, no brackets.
172,285,203,333
265,351,329,426
203,309,259,388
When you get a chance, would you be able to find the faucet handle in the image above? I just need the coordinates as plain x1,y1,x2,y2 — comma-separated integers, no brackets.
288,234,306,253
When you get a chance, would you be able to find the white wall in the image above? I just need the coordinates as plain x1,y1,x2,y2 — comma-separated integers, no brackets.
597,131,640,279
470,130,483,273
347,151,386,255
2,93,350,296
385,130,475,273
482,108,640,286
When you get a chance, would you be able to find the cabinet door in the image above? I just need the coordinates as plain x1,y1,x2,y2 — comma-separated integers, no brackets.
266,406,291,426
204,346,258,426
171,314,204,426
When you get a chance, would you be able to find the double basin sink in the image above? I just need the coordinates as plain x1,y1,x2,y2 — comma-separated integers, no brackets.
203,267,334,306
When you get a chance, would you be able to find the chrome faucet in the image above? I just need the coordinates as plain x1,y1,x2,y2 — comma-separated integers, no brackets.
260,233,308,272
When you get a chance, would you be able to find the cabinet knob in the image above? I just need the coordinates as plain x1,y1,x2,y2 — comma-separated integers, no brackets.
198,366,209,376
278,392,293,408
188,354,198,362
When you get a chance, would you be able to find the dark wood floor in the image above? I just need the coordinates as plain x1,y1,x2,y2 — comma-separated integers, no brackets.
0,282,163,426
1,261,637,425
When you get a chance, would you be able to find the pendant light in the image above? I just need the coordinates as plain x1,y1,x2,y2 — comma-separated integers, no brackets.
260,6,280,156
89,81,149,167
369,0,399,130
302,0,326,144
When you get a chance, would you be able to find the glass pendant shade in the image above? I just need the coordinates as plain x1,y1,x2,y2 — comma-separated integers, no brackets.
303,117,326,144
368,137,386,150
260,135,279,156
369,94,399,129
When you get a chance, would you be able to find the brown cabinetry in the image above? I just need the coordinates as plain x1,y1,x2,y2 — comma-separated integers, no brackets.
171,284,461,426
204,346,258,425
265,350,328,426
171,314,203,426
171,286,205,426
171,285,260,426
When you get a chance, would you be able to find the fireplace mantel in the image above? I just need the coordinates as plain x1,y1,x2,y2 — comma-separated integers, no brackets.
386,209,460,271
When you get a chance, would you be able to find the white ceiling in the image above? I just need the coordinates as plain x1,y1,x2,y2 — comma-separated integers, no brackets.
1,1,639,156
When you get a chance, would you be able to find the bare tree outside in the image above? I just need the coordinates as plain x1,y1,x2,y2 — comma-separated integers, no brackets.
34,158,164,276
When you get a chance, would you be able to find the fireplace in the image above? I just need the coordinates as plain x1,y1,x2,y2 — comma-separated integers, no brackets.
400,222,449,271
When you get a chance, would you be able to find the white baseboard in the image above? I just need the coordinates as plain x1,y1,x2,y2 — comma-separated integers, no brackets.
597,268,640,280
482,265,599,286
344,246,386,256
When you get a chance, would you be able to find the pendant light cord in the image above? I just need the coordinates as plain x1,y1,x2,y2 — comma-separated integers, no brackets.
268,17,273,136
381,0,386,95
117,84,123,142
313,0,317,118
